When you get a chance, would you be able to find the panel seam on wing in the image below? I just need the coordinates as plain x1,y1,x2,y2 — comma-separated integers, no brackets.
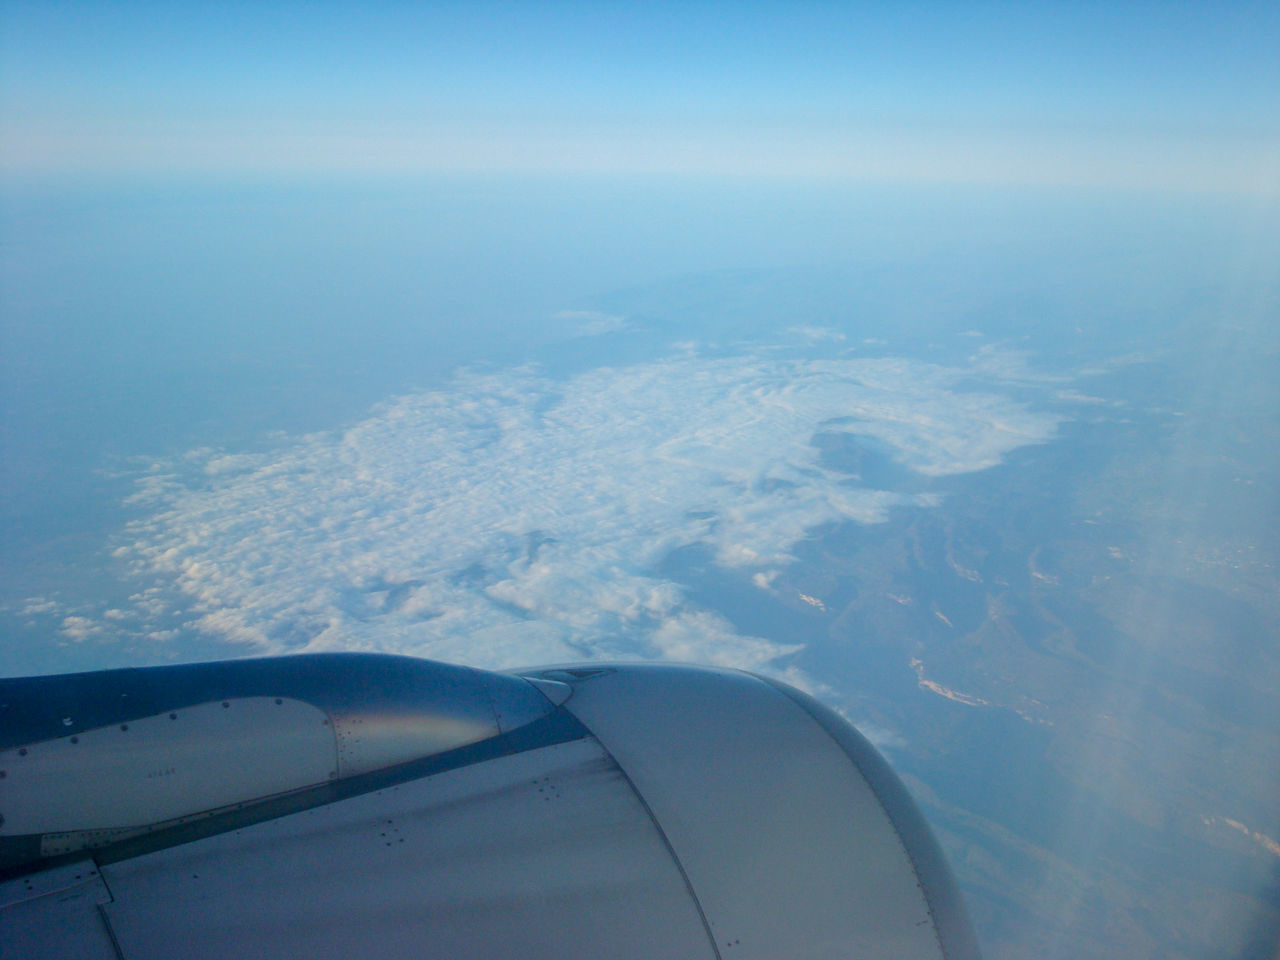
568,722,725,960
752,675,954,960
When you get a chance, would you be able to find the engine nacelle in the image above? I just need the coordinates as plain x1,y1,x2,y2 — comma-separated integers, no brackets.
0,654,980,960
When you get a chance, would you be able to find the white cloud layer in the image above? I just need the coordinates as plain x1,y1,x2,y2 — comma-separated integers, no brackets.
118,349,1059,672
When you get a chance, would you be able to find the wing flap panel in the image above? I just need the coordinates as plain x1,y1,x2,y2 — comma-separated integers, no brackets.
0,861,119,960
99,738,717,960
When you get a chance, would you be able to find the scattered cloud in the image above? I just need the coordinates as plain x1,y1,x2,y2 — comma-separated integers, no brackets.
798,593,826,611
20,597,62,617
966,343,1070,384
1053,390,1110,405
556,309,629,337
788,325,846,344
751,570,779,590
60,616,103,642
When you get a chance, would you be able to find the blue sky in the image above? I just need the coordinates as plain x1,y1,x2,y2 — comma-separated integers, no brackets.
3,1,1278,190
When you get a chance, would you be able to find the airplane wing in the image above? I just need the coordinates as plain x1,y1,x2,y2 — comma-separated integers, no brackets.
0,654,981,959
